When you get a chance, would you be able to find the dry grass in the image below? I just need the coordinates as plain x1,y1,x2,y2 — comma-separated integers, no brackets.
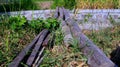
76,0,120,9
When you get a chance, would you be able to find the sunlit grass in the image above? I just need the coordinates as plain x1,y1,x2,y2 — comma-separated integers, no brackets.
76,0,120,9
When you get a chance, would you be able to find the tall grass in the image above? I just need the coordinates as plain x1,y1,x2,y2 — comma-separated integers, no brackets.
0,0,37,12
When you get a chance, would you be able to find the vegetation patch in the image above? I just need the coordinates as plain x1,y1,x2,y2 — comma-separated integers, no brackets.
0,15,59,67
83,26,120,56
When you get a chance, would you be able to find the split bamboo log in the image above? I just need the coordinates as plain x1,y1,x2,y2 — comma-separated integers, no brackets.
60,7,115,67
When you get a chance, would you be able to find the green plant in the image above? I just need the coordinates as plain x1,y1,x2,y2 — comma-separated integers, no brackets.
29,18,60,33
8,16,27,31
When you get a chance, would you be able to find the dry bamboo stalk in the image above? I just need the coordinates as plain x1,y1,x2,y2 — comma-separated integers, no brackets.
60,7,115,67
33,47,45,67
26,29,49,66
33,34,51,67
8,30,45,67
35,55,45,67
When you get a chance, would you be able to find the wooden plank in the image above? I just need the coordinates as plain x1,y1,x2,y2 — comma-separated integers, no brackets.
8,30,45,67
61,7,115,67
26,29,49,66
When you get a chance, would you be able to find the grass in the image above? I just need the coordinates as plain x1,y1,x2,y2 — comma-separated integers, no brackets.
83,25,120,56
0,0,38,12
76,0,120,9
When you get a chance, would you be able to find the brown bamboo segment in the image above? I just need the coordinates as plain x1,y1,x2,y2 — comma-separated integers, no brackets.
8,30,45,67
61,7,115,67
26,29,49,66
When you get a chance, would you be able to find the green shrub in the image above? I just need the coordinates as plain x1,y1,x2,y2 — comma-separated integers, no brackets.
8,16,27,30
29,18,60,33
